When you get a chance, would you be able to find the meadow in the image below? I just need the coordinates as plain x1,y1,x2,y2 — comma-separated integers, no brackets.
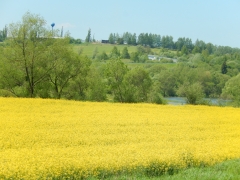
73,43,177,70
73,43,138,57
0,97,240,179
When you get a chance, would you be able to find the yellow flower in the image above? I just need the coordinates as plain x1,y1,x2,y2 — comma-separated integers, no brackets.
0,97,240,178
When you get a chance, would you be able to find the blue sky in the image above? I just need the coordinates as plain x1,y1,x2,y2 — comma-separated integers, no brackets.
1,0,240,48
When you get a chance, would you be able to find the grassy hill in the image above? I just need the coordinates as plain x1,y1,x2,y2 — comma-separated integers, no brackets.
72,43,137,57
72,43,177,69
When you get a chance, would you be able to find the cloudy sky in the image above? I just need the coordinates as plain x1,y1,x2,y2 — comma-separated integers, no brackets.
1,0,240,48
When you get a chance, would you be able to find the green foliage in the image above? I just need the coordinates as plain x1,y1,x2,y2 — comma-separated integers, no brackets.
69,37,82,44
109,46,120,59
129,45,152,63
117,37,123,44
222,73,240,106
130,52,140,62
160,58,174,63
85,28,91,43
177,82,205,105
97,51,109,60
221,60,228,74
181,45,188,55
85,66,107,101
155,70,177,97
147,64,167,77
2,12,240,106
188,53,205,67
0,12,94,101
97,159,240,180
0,26,7,42
108,33,114,44
92,47,98,59
105,59,129,102
148,81,167,104
192,45,201,54
121,47,130,59
1,12,52,97
105,60,153,103
202,49,209,60
124,67,152,102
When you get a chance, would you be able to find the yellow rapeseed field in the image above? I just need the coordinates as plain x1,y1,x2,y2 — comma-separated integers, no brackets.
0,97,240,179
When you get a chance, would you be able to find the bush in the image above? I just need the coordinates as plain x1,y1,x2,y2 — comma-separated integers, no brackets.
177,82,205,105
160,58,174,63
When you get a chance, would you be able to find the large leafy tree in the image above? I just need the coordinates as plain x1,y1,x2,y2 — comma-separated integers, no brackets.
1,12,54,97
0,12,90,99
124,67,152,102
105,59,129,102
47,42,91,99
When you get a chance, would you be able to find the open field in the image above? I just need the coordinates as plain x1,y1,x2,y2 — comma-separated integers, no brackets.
73,43,177,69
73,43,162,58
72,43,138,57
0,97,240,179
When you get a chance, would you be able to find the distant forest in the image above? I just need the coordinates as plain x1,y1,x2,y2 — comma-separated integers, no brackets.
107,32,240,56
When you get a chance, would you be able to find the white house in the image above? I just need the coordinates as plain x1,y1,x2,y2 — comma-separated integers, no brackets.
148,55,157,60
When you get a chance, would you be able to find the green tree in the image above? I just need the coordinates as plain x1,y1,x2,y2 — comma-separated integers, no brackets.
124,67,152,102
192,46,201,54
221,60,228,74
121,47,130,59
130,52,139,62
202,49,209,62
131,33,137,45
117,37,123,44
48,48,91,99
181,45,188,55
0,26,7,42
105,59,129,102
85,66,106,101
222,74,240,106
1,12,55,97
97,51,108,60
109,46,120,59
109,33,114,44
156,70,176,97
85,28,91,43
177,82,205,105
0,12,91,100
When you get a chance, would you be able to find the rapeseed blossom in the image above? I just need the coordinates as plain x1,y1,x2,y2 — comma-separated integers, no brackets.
0,97,240,179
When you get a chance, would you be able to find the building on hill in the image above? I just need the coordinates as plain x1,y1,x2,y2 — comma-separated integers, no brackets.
101,40,109,43
148,55,157,60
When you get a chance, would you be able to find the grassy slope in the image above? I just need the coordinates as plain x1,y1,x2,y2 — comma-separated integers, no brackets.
73,43,177,69
73,43,138,57
93,159,240,180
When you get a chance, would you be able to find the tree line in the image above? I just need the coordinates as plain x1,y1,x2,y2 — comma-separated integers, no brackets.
0,26,7,42
1,12,240,106
108,32,240,56
0,12,161,104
